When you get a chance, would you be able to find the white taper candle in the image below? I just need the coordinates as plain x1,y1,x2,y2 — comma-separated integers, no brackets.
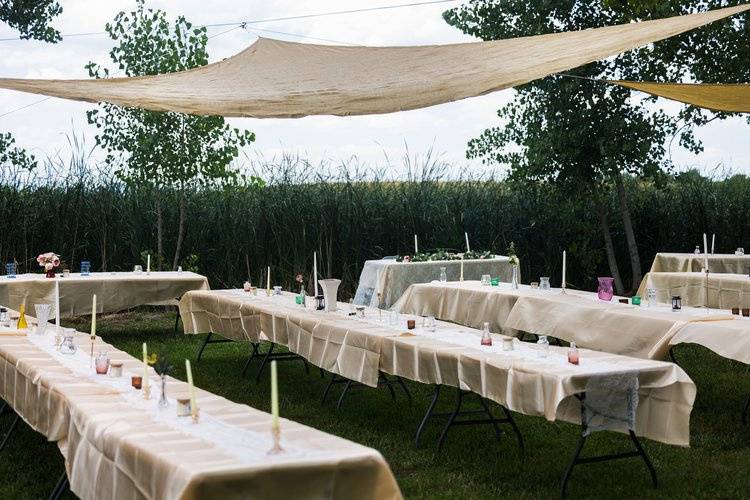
465,232,471,253
562,250,567,289
55,278,60,328
711,233,715,254
414,234,419,255
91,294,96,337
313,251,318,296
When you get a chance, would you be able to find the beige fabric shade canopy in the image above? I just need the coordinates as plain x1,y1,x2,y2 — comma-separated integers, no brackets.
610,81,750,113
0,4,748,118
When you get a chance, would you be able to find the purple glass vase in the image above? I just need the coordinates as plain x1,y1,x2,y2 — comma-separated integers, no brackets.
597,277,615,301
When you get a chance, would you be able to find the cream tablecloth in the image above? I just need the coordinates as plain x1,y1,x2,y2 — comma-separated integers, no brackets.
650,252,750,273
395,281,748,364
353,256,515,308
180,290,695,446
637,272,750,309
0,271,209,318
0,319,401,500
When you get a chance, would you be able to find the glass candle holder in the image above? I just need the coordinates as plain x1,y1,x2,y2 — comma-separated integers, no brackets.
530,282,539,289
481,274,491,286
5,262,17,278
133,265,143,274
95,352,110,375
537,335,549,358
177,398,191,417
597,277,615,301
406,319,416,330
539,277,550,291
481,322,492,346
273,286,282,296
490,278,500,287
62,269,70,278
243,281,252,292
59,329,77,355
109,362,123,377
439,267,448,283
671,295,682,311
743,308,750,318
631,296,641,306
568,342,580,365
80,261,91,276
502,337,514,351
131,375,143,390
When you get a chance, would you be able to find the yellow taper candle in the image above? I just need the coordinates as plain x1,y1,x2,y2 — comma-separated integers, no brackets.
271,360,279,429
185,359,197,420
142,342,149,389
267,266,271,293
91,294,97,337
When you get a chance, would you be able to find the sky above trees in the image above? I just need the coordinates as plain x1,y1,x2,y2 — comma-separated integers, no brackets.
0,0,748,176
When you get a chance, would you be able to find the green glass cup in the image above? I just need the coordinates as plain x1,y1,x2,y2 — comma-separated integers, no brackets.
631,296,641,306
295,295,304,305
491,278,500,286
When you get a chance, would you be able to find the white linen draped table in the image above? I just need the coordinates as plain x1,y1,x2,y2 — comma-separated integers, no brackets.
0,316,402,500
0,271,209,317
649,252,750,273
179,289,695,446
353,256,515,309
394,281,750,364
637,271,750,309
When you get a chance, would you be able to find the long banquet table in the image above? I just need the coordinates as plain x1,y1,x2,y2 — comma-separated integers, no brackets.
0,271,209,317
0,314,401,500
637,271,750,309
180,289,696,446
650,252,750,273
393,281,750,365
353,256,515,308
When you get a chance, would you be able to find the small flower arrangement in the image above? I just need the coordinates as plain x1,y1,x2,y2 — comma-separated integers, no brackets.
151,353,173,377
396,249,493,262
506,242,519,267
37,252,61,278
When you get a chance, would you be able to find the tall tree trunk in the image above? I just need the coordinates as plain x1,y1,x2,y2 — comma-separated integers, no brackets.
615,174,642,294
597,203,625,294
172,191,187,270
155,189,163,270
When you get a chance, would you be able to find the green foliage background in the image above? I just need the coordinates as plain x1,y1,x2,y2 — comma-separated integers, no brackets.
2,158,747,297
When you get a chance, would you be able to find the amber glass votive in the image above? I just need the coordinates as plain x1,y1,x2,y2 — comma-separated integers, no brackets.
618,298,629,304
732,307,740,315
131,375,143,389
742,308,750,317
406,319,416,330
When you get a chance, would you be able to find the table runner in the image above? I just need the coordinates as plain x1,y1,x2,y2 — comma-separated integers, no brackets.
0,271,209,318
637,272,750,309
395,281,750,365
0,321,402,500
180,290,695,446
649,252,750,273
353,256,515,309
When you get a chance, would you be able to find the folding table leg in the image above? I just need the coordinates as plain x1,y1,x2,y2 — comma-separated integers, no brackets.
173,306,181,334
48,471,69,500
196,332,214,361
414,385,441,447
0,413,20,452
742,392,750,425
241,343,260,377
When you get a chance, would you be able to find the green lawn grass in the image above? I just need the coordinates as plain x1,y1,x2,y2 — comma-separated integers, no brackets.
1,309,749,499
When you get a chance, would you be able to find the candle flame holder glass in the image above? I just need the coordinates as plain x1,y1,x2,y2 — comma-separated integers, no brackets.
59,328,77,355
539,277,551,291
95,352,110,374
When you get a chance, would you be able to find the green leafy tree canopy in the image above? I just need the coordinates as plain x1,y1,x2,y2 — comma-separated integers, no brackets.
0,0,62,42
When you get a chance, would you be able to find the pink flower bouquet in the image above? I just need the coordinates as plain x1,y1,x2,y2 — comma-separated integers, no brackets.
37,252,61,277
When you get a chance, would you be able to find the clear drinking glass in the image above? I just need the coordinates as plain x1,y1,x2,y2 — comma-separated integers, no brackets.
424,316,437,332
60,328,77,355
481,322,492,346
736,248,745,256
439,267,448,283
647,288,657,307
481,274,491,286
537,335,550,358
34,304,51,335
539,277,551,291
133,265,143,274
80,261,91,276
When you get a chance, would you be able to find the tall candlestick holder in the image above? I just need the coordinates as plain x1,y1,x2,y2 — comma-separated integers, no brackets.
191,405,200,424
703,269,710,313
560,285,567,295
143,383,151,400
268,423,283,454
89,336,95,367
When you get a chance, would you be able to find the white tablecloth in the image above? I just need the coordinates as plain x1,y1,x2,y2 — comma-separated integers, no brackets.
0,271,209,317
353,256,515,308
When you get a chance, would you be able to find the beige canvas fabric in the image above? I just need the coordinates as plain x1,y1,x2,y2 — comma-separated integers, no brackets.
0,5,747,117
395,281,749,365
0,322,402,500
354,257,515,309
611,81,750,113
637,272,750,309
670,319,750,364
179,289,695,445
0,272,209,317
649,252,750,273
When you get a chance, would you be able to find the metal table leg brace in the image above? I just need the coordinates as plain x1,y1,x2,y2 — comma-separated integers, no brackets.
414,385,524,453
195,332,234,361
560,393,657,497
326,372,412,410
